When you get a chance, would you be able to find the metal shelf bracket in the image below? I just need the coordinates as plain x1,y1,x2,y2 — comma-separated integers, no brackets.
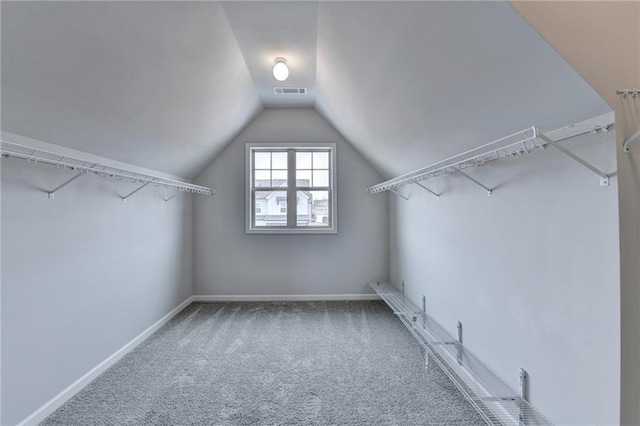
164,191,181,202
390,188,409,201
623,130,640,154
122,180,153,203
414,182,440,200
536,132,610,186
457,170,493,196
48,171,85,199
367,122,613,197
369,282,551,425
519,368,528,401
0,139,215,200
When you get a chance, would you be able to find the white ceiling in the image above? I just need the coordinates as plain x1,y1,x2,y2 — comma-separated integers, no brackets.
315,1,611,178
1,1,611,179
222,1,318,108
1,1,261,177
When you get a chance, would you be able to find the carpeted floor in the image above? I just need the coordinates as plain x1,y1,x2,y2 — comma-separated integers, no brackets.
42,301,485,425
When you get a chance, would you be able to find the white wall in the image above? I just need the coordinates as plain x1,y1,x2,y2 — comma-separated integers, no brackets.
390,127,619,424
507,3,639,423
194,108,388,297
1,138,194,425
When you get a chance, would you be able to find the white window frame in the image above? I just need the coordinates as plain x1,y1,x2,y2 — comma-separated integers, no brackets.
246,143,337,234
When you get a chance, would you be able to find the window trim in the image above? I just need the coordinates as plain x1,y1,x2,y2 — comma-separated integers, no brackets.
246,143,337,234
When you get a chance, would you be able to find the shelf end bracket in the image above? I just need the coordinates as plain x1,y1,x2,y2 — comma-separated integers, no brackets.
414,182,440,200
537,132,610,186
122,180,152,203
48,172,85,199
389,188,409,201
457,170,493,196
623,129,640,154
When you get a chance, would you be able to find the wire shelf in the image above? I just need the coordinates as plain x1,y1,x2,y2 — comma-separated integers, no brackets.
0,139,214,196
370,282,552,426
368,124,612,195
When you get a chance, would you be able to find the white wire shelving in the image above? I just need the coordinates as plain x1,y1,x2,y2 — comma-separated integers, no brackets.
370,282,552,426
0,140,215,202
617,89,640,153
368,124,613,198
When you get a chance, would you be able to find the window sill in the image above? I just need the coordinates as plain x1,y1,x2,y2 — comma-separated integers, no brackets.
246,226,338,235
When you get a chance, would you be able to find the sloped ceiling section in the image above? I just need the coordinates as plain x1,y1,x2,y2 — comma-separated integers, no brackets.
2,1,612,180
315,2,612,179
1,1,261,177
222,1,318,108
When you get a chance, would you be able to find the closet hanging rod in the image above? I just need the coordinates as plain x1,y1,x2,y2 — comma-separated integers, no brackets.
368,123,612,195
0,140,215,196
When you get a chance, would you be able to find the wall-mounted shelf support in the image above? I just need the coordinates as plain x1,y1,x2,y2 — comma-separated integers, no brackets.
390,188,409,200
368,122,613,197
121,180,153,203
536,132,610,186
164,191,181,202
623,130,640,154
519,368,528,401
414,182,440,199
370,282,551,425
48,171,85,199
0,139,215,200
618,89,639,154
457,170,493,196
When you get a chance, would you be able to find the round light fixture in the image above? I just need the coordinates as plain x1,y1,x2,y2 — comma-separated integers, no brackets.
272,57,289,81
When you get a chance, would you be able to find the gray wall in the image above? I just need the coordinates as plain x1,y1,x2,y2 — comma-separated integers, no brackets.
389,129,619,424
1,148,194,424
194,108,388,296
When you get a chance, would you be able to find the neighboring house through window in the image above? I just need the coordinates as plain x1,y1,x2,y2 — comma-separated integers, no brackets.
246,144,337,234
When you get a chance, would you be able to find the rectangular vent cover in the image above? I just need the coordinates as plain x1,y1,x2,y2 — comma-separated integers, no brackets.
273,87,307,95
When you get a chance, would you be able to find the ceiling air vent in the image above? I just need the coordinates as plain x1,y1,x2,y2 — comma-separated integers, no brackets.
273,87,307,95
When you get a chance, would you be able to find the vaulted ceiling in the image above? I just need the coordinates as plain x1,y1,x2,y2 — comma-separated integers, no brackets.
1,1,611,179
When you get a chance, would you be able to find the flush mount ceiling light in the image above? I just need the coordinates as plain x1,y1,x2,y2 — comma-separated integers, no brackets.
272,57,289,82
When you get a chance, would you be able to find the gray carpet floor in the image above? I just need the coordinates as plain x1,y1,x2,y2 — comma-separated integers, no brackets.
42,301,485,425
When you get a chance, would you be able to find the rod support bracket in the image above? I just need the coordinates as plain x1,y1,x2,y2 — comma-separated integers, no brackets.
537,132,610,185
458,170,493,196
519,368,528,401
623,129,640,154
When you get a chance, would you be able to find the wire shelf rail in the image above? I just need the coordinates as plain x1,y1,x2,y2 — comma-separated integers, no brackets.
368,124,613,196
0,139,215,200
370,282,552,426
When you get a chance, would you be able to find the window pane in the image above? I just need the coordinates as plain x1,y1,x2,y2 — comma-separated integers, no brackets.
272,152,288,170
312,170,329,187
272,170,287,187
255,152,270,170
254,200,264,216
255,170,271,187
313,151,329,169
296,152,312,169
254,191,286,227
296,170,311,187
298,190,329,227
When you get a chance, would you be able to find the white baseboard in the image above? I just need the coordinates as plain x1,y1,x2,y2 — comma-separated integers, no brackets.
17,296,194,426
192,294,380,302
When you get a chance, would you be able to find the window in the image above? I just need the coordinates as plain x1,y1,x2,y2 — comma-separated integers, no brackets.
247,143,337,234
